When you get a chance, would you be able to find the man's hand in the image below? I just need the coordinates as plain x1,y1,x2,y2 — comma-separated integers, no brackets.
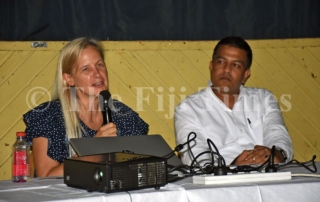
244,145,271,164
233,145,273,165
233,150,254,165
233,145,285,165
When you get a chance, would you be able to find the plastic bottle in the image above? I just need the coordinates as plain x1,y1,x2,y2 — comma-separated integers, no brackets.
12,132,30,182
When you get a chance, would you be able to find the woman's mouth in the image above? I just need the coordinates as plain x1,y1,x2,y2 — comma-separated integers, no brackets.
93,81,104,87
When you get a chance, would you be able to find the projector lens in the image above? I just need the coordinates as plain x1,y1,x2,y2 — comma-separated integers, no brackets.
94,168,103,184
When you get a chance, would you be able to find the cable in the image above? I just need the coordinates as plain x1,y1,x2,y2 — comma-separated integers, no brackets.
164,132,198,176
277,155,317,173
126,191,133,202
207,139,226,166
186,132,211,174
189,151,211,173
168,132,318,179
167,164,190,174
162,132,197,159
291,173,320,178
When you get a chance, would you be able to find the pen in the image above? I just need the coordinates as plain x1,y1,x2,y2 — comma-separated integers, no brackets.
247,118,252,128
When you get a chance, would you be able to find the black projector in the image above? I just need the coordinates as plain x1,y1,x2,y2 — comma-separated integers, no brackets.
64,152,168,193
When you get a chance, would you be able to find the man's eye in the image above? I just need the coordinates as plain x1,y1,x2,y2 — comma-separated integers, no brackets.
97,63,105,67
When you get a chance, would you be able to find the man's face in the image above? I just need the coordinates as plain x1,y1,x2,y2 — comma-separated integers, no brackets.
210,45,251,95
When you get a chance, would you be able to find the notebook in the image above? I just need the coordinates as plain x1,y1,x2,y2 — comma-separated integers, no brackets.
69,134,182,167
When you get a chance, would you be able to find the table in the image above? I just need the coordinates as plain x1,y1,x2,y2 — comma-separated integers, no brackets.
1,163,319,202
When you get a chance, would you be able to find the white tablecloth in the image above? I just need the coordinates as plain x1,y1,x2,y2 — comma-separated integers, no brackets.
1,163,319,202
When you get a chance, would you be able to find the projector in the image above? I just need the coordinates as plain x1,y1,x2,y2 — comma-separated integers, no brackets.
64,152,168,193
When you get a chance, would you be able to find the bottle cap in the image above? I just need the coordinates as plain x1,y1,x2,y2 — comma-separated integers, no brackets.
16,132,26,137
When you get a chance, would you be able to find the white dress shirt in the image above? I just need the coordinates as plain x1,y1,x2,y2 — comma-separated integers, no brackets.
175,85,293,165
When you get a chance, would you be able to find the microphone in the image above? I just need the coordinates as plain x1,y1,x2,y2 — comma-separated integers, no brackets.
265,145,277,173
99,90,113,124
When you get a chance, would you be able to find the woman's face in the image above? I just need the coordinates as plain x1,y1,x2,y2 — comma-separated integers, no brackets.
63,45,108,100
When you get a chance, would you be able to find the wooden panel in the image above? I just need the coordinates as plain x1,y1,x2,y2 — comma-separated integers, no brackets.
180,49,213,82
0,51,33,86
0,38,320,180
106,50,177,145
0,52,57,176
0,51,11,68
248,61,317,159
287,47,320,86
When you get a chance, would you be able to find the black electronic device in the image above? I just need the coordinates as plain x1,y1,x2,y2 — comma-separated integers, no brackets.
64,152,168,193
69,135,182,167
99,90,113,124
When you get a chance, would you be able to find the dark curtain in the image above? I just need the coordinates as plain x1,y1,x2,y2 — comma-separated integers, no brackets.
1,0,319,41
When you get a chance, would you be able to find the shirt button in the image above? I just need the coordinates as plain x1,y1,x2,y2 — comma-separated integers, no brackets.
240,128,243,132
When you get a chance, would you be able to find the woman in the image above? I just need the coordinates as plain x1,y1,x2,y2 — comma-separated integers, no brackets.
24,37,149,177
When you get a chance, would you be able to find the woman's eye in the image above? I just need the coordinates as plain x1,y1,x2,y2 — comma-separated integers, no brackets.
82,67,89,72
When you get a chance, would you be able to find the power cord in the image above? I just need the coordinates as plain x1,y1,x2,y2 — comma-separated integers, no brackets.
291,173,320,177
162,132,197,159
277,155,317,173
166,131,318,181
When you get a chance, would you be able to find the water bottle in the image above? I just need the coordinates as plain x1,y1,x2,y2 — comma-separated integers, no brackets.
12,132,30,182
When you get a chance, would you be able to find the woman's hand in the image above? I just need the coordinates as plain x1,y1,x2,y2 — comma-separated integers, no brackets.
94,122,117,137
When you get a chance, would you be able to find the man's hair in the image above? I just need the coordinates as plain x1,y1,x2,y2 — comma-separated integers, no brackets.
212,36,252,70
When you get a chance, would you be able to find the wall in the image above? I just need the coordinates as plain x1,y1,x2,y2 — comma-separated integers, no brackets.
0,38,320,180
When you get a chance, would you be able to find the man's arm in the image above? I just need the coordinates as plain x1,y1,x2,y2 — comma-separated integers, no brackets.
262,91,293,162
174,103,210,166
175,101,244,165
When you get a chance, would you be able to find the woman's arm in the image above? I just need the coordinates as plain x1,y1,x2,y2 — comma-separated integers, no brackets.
32,137,64,177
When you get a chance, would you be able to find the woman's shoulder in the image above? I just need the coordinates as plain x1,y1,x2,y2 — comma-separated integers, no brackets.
111,100,149,136
23,100,62,122
112,100,137,116
36,99,61,109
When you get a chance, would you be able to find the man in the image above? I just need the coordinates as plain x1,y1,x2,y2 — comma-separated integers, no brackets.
175,36,293,166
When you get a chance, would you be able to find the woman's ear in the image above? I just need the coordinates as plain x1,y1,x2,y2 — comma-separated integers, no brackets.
63,73,74,87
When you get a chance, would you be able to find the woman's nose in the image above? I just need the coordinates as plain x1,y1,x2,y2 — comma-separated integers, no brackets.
93,67,102,77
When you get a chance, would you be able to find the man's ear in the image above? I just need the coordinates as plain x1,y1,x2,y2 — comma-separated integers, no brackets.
209,61,213,71
242,69,251,84
63,73,74,86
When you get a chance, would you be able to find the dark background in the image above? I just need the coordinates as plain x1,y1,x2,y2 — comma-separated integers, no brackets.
1,0,319,41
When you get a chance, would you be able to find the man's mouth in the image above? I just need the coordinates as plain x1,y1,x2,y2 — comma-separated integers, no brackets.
220,76,231,81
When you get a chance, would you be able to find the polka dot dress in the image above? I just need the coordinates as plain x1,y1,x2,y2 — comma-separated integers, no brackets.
24,99,149,164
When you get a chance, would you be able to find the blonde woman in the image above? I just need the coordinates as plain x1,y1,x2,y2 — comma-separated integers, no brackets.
24,37,148,177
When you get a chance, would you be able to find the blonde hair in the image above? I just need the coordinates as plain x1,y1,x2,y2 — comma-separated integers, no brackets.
52,37,105,140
